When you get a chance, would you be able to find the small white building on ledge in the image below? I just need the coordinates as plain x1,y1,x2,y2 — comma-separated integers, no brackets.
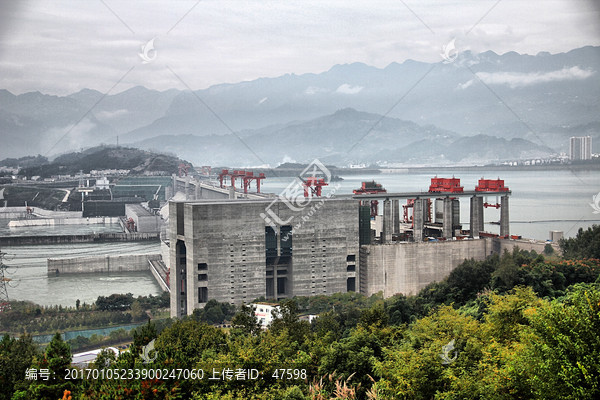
251,303,280,329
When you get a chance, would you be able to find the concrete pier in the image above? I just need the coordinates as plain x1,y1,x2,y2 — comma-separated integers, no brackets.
442,197,453,239
500,195,510,236
413,198,425,242
392,199,400,234
470,196,484,238
382,199,392,243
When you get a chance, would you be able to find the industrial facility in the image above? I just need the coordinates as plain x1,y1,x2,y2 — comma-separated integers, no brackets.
168,175,530,318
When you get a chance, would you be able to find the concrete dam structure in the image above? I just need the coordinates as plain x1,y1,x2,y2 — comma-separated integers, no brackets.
47,253,170,292
158,173,563,318
167,174,552,318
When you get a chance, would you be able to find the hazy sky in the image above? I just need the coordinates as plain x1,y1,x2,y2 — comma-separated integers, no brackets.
1,0,599,95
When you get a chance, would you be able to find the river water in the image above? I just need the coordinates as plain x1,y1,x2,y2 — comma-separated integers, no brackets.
0,239,162,308
261,168,600,241
1,168,598,307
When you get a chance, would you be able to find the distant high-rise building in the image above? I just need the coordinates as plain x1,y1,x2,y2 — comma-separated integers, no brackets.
570,136,592,160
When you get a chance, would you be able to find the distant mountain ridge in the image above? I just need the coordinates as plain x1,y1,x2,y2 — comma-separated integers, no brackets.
0,45,598,164
132,108,553,166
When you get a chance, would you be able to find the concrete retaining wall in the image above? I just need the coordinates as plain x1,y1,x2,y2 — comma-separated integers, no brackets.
488,237,561,256
0,232,160,246
362,237,561,298
149,259,170,292
8,217,120,227
363,239,489,297
48,254,162,275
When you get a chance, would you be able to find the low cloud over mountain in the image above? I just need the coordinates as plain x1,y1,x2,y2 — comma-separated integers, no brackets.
1,46,598,165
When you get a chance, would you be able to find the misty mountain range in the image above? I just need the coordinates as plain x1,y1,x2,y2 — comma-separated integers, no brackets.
1,46,598,166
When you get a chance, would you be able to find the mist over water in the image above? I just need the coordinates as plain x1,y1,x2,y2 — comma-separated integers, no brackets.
261,169,600,240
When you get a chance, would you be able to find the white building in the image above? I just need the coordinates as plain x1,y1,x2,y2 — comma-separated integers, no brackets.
570,136,592,160
96,177,110,190
72,347,119,367
251,303,280,329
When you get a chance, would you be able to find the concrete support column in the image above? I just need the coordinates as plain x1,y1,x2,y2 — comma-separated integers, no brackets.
470,196,484,238
443,197,453,239
382,199,392,243
500,195,510,237
413,198,424,242
392,199,400,234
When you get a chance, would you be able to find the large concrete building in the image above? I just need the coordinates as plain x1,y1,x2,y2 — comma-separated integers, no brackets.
570,136,592,160
125,204,162,233
168,178,549,319
170,198,359,318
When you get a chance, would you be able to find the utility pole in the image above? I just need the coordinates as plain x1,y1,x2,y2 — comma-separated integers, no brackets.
0,250,12,312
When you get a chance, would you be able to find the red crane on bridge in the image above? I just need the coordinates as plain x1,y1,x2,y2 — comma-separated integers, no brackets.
475,178,509,208
302,177,328,197
218,169,266,194
353,181,387,217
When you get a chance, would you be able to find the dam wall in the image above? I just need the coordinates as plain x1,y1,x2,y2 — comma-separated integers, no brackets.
48,253,162,275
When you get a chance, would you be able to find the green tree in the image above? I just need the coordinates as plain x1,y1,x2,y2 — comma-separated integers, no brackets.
92,347,117,369
373,306,484,400
525,283,600,399
130,299,146,321
491,251,521,292
560,225,600,259
320,324,395,399
131,319,157,356
446,256,498,305
95,293,134,311
191,299,237,325
23,333,75,400
231,304,262,336
45,333,72,380
0,334,38,400
269,299,311,346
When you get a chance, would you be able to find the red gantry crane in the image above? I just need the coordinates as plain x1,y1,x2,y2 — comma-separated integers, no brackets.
218,169,266,194
428,177,464,193
353,181,387,217
475,178,509,208
302,177,328,197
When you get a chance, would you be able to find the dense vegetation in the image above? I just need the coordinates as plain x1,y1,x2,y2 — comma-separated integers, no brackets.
0,155,48,169
0,225,599,399
0,293,170,335
17,146,189,178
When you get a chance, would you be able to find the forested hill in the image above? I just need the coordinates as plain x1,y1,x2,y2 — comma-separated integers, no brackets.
1,225,599,399
13,146,190,178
